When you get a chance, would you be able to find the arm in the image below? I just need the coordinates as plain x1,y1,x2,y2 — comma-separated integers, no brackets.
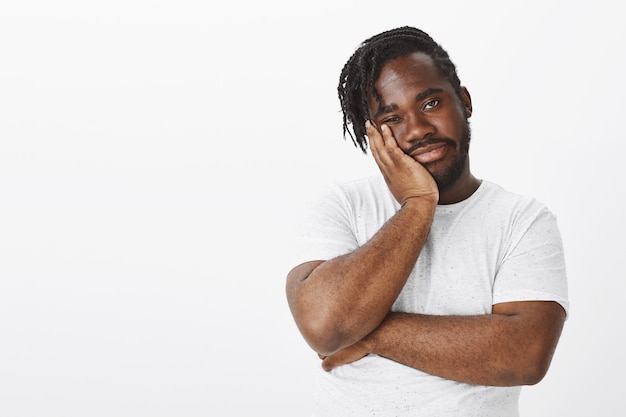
286,122,439,356
321,300,566,386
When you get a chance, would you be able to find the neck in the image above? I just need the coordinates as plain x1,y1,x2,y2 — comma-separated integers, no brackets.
438,163,481,205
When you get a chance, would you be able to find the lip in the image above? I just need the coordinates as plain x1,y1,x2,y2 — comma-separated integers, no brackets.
410,143,449,164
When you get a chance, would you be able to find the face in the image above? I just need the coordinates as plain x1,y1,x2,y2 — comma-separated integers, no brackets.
368,52,473,192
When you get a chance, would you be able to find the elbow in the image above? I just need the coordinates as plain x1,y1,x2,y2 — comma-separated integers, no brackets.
520,352,554,386
289,292,353,355
509,366,548,387
297,313,346,356
286,262,354,355
494,362,548,387
287,286,345,355
520,335,560,385
512,364,547,386
501,346,555,386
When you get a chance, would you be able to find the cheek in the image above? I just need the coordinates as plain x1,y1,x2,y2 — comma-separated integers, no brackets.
389,124,408,142
438,113,465,138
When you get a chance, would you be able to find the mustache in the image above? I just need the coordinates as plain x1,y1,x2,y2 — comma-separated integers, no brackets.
404,138,456,156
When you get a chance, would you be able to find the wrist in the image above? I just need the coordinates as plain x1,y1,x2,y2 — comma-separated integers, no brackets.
401,193,438,212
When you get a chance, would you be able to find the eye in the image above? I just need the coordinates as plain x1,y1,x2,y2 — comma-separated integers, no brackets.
423,99,439,110
381,115,401,124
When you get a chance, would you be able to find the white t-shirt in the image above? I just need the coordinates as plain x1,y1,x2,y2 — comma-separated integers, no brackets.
291,175,569,417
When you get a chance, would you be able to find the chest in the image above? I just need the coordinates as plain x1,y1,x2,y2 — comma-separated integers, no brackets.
355,206,508,315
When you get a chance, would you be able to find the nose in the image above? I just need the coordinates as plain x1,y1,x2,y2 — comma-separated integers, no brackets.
396,112,435,150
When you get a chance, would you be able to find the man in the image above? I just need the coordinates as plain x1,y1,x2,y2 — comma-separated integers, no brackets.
286,26,568,416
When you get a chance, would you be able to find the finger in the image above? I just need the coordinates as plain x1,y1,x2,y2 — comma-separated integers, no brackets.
373,124,404,169
365,120,383,148
369,120,384,143
321,356,334,371
380,125,398,147
374,124,401,155
366,121,387,168
321,348,367,371
367,122,394,164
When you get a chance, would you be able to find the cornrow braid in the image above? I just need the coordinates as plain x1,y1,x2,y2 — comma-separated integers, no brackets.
338,26,463,153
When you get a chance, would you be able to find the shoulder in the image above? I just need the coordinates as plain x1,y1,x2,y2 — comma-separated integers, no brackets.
334,174,387,195
479,181,551,217
477,181,562,245
331,175,396,208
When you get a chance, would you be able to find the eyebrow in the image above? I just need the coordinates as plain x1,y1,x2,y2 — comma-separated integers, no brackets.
374,87,445,118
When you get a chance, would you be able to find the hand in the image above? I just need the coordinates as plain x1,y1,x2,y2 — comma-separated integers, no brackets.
318,340,370,371
367,121,439,206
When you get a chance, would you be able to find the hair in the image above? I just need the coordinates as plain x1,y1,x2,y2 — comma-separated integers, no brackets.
338,26,463,153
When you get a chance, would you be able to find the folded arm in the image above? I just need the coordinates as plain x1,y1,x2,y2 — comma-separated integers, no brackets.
286,123,439,356
321,300,566,386
286,197,435,356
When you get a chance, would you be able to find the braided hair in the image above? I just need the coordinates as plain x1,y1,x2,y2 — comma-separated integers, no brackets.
338,26,463,153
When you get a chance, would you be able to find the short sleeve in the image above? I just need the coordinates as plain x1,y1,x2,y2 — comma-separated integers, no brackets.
493,206,569,316
286,183,360,269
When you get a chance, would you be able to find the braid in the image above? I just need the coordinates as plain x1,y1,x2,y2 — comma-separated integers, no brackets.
338,26,463,153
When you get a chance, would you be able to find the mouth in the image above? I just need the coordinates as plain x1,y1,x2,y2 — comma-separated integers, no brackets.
410,143,449,164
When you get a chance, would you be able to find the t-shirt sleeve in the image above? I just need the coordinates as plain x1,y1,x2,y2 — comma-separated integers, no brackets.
492,205,569,316
287,183,360,269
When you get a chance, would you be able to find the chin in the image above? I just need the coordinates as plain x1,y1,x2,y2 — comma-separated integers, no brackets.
430,157,467,193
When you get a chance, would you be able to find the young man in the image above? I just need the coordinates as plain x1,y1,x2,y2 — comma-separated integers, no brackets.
286,26,568,416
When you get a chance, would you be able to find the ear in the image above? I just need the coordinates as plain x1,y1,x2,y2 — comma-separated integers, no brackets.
460,86,472,118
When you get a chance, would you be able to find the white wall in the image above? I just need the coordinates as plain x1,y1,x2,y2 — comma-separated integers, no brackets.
1,1,623,415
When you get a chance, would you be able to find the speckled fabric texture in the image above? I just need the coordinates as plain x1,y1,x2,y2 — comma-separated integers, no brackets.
293,175,568,416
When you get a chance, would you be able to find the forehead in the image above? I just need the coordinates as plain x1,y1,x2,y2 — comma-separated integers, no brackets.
374,52,448,97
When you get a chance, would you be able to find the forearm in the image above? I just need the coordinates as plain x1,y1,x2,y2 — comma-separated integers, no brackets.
287,198,436,356
365,302,565,386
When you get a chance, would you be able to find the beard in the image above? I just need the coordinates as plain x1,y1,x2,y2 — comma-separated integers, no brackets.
423,122,471,193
